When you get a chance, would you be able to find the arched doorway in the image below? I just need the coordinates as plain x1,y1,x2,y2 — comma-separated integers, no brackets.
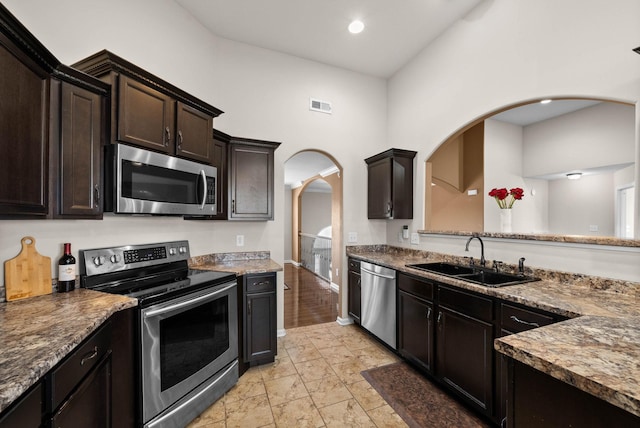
284,150,343,328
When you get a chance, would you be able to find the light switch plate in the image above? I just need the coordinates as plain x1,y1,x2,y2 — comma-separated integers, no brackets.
410,232,420,245
236,235,245,246
348,232,358,243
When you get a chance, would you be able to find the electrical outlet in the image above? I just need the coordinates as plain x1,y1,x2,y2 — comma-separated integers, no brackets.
410,232,420,245
398,231,404,242
236,235,245,246
348,232,358,243
589,225,599,232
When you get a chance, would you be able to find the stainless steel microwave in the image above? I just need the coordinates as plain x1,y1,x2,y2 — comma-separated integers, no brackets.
106,144,216,215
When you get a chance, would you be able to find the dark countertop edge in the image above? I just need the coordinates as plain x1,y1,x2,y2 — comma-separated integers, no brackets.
417,230,640,248
0,290,137,413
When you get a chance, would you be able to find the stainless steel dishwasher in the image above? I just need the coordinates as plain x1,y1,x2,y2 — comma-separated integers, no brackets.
360,261,396,350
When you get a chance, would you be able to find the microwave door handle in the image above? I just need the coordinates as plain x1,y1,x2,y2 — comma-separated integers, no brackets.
199,170,207,210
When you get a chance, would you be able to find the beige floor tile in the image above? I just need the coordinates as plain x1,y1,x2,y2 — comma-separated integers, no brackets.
352,345,399,369
305,374,353,408
271,396,325,428
347,379,386,411
330,358,368,385
306,330,340,350
336,333,378,351
287,343,322,363
294,357,336,383
318,345,356,365
225,394,273,428
367,404,408,428
260,356,298,380
317,398,376,428
264,373,310,407
224,367,266,404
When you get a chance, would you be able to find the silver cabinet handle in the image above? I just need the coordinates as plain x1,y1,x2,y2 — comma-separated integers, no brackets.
247,300,252,317
165,126,171,146
510,315,540,328
94,184,100,207
426,307,432,319
437,311,442,324
80,346,98,365
177,130,183,150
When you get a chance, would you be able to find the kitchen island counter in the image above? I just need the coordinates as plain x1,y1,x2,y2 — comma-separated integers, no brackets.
347,245,640,418
0,289,137,413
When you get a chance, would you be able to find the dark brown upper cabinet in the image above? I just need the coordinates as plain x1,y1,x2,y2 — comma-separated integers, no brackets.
0,4,56,217
228,137,280,221
49,66,109,219
365,148,417,219
72,50,223,165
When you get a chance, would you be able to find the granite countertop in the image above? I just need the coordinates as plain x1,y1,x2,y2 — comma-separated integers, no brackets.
347,245,640,417
189,251,283,276
0,289,137,413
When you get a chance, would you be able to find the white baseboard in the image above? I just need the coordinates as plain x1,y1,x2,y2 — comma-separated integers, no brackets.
336,316,354,326
277,328,287,337
288,260,301,267
330,282,339,292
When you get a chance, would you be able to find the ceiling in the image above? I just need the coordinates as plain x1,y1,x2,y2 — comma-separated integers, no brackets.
284,152,337,192
491,99,602,126
174,0,484,78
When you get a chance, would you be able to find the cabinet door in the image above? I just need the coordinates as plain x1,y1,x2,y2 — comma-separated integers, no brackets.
245,291,276,362
57,82,103,217
176,102,213,164
0,41,49,216
398,290,434,374
436,306,493,415
347,269,361,324
210,136,227,219
367,157,392,219
117,75,174,153
50,355,111,428
229,144,274,220
0,383,42,428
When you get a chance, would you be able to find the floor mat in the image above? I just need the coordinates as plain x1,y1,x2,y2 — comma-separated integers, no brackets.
361,362,490,428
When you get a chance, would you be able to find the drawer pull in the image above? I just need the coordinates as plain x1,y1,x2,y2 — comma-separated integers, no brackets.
252,281,270,287
80,346,99,365
510,315,540,328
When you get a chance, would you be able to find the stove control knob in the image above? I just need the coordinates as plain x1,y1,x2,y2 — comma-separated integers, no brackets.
93,256,106,266
110,254,121,264
179,246,187,254
169,247,177,256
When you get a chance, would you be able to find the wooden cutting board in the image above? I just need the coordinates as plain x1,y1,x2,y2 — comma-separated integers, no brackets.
4,236,52,301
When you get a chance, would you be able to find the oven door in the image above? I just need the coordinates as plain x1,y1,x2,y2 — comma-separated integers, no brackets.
110,143,216,215
140,280,237,424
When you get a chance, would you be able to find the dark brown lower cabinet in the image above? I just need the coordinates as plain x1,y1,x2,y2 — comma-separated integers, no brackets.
436,285,494,416
398,273,434,374
347,259,361,324
242,273,277,369
509,360,640,427
0,383,42,428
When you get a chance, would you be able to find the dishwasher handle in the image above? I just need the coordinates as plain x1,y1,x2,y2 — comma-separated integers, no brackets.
361,266,396,280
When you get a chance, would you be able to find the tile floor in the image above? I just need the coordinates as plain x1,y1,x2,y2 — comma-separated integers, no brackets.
187,321,407,428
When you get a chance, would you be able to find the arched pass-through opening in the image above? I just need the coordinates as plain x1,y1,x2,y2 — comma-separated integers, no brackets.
284,150,344,327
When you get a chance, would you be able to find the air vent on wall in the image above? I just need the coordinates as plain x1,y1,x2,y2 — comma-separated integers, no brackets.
310,98,332,114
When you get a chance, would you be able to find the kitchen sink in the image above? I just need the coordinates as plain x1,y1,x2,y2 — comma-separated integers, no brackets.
405,261,539,287
407,262,475,276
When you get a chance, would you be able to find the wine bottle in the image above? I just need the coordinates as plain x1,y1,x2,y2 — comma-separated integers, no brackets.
58,243,76,292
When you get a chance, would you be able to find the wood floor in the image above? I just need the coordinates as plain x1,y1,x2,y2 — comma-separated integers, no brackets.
284,263,338,329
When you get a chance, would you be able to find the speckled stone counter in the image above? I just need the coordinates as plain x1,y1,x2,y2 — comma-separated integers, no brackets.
190,251,283,276
346,245,640,417
0,289,137,413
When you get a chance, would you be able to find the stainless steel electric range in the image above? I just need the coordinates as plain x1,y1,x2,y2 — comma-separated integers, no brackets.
79,241,238,428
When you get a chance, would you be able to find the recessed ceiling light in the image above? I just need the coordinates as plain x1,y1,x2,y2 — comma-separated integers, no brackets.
540,99,552,104
348,20,365,34
566,172,582,180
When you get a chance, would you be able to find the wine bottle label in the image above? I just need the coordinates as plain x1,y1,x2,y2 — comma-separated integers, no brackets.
59,264,76,281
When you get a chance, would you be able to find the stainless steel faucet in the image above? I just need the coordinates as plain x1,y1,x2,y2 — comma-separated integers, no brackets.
465,236,485,267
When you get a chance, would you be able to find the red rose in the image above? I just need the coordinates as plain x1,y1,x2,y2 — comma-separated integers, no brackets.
510,187,524,200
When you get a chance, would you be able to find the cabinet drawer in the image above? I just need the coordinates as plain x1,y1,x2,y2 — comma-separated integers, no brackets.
48,322,112,411
501,303,555,333
398,273,434,301
438,285,493,323
244,273,276,294
348,259,360,272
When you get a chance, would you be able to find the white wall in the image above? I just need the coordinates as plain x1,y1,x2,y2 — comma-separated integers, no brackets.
0,0,389,326
523,102,635,177
386,0,640,282
301,191,332,236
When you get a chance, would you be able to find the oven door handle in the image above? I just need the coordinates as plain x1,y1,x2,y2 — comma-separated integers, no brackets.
143,282,236,318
